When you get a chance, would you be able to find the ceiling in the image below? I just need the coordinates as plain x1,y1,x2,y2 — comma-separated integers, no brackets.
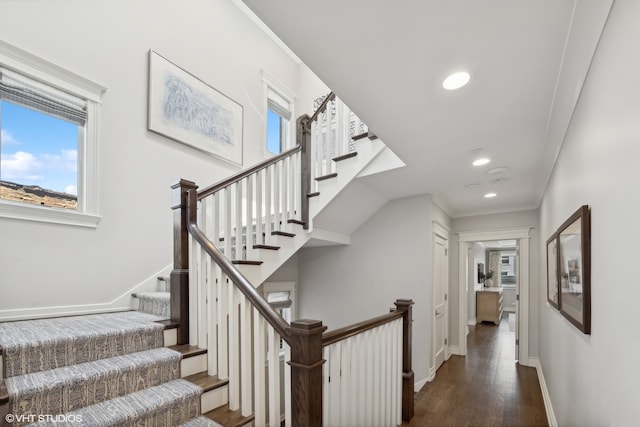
241,0,612,218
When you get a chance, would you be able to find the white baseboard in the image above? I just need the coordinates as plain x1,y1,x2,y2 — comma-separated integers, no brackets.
415,376,428,392
467,319,477,326
0,264,172,321
529,357,557,427
450,345,463,356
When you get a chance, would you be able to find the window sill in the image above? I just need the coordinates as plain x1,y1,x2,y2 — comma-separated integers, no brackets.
0,200,101,228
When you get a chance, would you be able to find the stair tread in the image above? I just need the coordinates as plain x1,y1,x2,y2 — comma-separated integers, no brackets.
0,311,166,377
253,244,280,250
287,219,306,226
231,260,263,266
307,191,320,197
332,151,358,162
183,372,229,393
44,379,202,426
315,172,338,181
168,344,207,358
271,230,295,237
156,319,179,329
0,381,8,405
204,404,254,427
179,416,224,427
352,131,370,141
4,347,180,398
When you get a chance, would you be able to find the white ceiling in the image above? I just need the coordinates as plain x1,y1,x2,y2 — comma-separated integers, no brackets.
241,0,612,218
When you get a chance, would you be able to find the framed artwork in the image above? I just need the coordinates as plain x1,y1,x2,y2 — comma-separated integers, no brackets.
557,205,591,334
546,232,559,309
148,50,243,165
477,262,485,284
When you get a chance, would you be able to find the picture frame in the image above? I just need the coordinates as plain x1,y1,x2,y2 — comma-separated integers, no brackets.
557,205,591,334
148,50,243,165
546,232,559,309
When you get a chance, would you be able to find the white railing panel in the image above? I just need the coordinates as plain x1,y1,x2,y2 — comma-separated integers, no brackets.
217,271,229,380
284,341,292,427
322,318,403,426
228,286,240,410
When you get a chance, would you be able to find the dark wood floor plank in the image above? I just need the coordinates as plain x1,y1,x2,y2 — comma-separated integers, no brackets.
406,314,548,427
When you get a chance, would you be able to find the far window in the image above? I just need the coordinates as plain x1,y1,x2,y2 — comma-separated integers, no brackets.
262,72,294,157
0,41,105,227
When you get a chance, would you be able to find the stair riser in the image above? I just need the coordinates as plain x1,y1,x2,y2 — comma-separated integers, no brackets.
164,329,178,347
201,386,228,413
181,354,208,378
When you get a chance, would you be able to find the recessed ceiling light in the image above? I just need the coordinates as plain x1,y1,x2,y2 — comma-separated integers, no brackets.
472,158,490,166
484,192,497,198
443,71,470,90
486,167,510,176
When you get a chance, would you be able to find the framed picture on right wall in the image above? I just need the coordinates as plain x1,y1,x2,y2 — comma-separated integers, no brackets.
546,232,559,309
557,205,591,334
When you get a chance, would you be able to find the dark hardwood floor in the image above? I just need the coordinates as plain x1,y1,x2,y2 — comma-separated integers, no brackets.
406,314,548,427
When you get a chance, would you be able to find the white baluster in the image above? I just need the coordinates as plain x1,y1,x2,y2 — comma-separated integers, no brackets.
245,175,254,260
267,325,281,427
255,170,264,246
224,188,232,260
240,293,252,416
281,158,288,225
188,232,199,345
228,285,240,410
253,311,266,426
217,273,229,380
235,182,243,261
284,340,292,427
273,161,281,233
265,165,273,244
197,198,208,350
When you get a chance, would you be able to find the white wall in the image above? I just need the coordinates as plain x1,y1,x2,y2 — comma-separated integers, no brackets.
450,210,539,353
0,0,310,318
538,0,640,424
298,195,451,387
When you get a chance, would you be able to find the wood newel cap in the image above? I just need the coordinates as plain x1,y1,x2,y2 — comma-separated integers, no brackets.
394,299,414,311
171,179,198,210
289,319,326,336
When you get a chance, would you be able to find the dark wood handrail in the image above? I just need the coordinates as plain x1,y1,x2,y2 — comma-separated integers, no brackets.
197,145,301,200
185,189,291,339
322,310,404,347
309,92,336,123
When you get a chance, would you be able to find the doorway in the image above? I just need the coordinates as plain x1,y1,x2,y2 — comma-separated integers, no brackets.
457,227,533,366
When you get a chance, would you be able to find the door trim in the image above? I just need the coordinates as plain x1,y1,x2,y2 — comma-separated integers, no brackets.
457,227,533,366
432,222,450,378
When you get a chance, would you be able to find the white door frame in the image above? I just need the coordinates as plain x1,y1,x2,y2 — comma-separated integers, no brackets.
457,227,533,366
431,222,450,379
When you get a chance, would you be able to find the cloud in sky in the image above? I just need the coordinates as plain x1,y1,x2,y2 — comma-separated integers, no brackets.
42,149,77,173
1,151,44,181
1,129,20,145
64,184,77,195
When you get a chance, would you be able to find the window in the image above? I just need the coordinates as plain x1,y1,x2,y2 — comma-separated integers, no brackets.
0,41,105,227
263,281,297,352
262,71,294,156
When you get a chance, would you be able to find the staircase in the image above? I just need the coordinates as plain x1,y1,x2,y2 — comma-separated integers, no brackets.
0,93,414,427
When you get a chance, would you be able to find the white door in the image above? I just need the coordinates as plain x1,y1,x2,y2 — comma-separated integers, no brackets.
515,244,520,360
433,231,449,372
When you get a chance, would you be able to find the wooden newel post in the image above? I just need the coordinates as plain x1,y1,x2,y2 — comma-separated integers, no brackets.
395,298,415,422
297,114,312,230
287,319,327,427
170,179,197,345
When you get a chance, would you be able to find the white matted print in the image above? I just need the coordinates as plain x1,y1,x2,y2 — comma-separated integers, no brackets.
148,50,243,165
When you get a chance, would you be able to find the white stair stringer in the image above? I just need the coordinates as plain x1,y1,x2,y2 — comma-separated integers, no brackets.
234,136,386,288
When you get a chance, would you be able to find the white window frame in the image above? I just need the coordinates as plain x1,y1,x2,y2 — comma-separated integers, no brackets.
0,41,106,228
261,70,295,158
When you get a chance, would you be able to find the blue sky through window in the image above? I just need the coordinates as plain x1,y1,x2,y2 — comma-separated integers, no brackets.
267,109,282,155
0,100,78,195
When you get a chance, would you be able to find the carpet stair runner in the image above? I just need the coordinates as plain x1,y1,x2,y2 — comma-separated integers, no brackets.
0,311,221,427
134,292,170,318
